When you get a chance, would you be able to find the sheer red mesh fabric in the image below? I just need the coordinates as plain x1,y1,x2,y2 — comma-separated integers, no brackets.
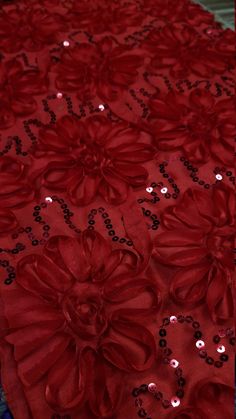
0,1,235,418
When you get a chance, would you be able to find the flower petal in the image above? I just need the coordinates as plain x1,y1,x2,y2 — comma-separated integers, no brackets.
207,264,233,323
5,320,63,362
104,275,160,318
46,345,87,410
68,172,100,206
170,263,210,304
99,169,129,204
112,162,149,187
101,319,156,372
17,254,73,298
88,351,124,418
18,333,70,386
0,207,18,235
155,246,208,267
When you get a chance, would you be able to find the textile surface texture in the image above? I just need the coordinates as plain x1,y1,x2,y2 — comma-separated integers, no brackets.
0,1,235,419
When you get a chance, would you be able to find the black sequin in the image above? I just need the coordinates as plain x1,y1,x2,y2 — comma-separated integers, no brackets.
132,388,140,397
220,354,228,362
206,356,214,365
214,361,223,368
138,408,147,418
194,331,202,339
159,329,167,337
178,377,186,386
159,339,167,347
176,389,184,398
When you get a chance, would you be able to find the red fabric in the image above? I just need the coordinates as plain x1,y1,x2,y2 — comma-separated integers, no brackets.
0,1,235,419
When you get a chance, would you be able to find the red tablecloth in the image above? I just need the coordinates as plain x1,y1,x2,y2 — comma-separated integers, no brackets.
0,1,235,418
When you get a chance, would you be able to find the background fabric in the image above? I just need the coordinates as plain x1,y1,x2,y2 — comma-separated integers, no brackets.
0,1,235,418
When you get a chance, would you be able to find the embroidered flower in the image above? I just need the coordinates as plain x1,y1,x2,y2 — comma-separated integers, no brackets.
147,89,235,166
0,6,67,53
0,58,48,129
154,185,234,323
144,22,228,78
0,208,18,236
0,156,34,208
2,231,159,416
54,37,143,102
66,0,143,34
32,115,154,205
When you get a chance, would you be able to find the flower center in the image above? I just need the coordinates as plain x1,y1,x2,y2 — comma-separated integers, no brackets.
75,142,111,174
79,303,92,314
61,283,108,341
18,24,32,39
182,111,216,139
